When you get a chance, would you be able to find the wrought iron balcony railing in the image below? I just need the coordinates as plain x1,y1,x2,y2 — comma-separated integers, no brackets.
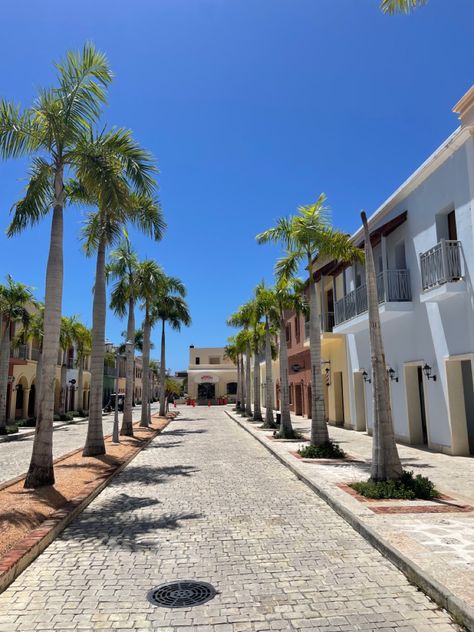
420,239,462,291
334,269,411,326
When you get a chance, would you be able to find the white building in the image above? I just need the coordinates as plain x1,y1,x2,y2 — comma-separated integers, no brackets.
331,85,474,456
187,346,238,403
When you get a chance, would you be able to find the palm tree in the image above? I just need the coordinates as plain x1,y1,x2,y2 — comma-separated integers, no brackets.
1,44,113,488
234,330,249,413
73,323,91,414
257,194,363,446
108,237,140,436
361,211,403,481
58,316,79,414
151,280,191,418
255,282,279,428
74,132,164,457
12,303,44,418
273,277,308,439
380,0,427,13
228,302,254,418
0,276,36,430
135,260,168,427
224,339,241,409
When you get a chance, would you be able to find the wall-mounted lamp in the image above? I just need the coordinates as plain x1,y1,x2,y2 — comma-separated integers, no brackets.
423,364,437,381
325,367,331,386
362,370,371,384
387,367,398,383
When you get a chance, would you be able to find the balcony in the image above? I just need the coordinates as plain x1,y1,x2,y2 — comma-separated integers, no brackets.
334,269,412,332
30,347,41,361
420,240,465,301
10,345,28,360
304,312,335,340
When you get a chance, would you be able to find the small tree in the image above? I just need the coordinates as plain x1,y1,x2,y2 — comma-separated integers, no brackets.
228,303,254,418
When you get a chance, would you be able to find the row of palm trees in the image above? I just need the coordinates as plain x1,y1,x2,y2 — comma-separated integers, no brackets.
0,44,190,489
227,195,403,482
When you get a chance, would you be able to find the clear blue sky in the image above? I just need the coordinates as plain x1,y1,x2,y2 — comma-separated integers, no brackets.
1,0,473,371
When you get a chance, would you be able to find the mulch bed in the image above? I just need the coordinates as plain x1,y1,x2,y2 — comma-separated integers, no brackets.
337,483,474,513
290,451,364,463
0,414,171,561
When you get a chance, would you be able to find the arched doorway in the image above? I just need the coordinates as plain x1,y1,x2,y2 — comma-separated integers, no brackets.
28,383,36,418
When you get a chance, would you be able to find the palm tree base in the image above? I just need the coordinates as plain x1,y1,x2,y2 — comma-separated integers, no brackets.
82,444,106,457
252,412,263,422
120,426,134,437
261,420,277,429
24,465,55,489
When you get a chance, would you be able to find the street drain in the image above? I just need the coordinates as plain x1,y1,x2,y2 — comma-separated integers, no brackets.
147,580,216,608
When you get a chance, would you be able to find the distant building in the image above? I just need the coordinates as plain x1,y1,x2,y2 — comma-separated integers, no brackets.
187,346,237,403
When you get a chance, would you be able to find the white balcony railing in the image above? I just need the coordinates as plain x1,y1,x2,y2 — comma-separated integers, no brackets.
420,239,462,291
334,269,411,326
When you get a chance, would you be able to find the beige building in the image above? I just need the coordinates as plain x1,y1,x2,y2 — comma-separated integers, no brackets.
187,346,237,403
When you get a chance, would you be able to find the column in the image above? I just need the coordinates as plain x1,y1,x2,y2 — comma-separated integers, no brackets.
22,388,30,419
381,234,388,301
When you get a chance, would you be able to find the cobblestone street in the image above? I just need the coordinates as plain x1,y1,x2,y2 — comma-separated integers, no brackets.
0,407,459,631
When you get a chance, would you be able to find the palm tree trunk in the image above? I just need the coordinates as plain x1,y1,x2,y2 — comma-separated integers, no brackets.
34,348,42,418
309,257,329,446
83,238,106,456
159,320,167,417
236,354,242,411
245,343,252,417
238,355,245,413
25,172,64,488
361,212,403,481
59,349,67,414
140,308,151,426
263,316,276,428
77,357,84,414
252,346,263,421
0,322,11,429
121,297,135,436
279,315,294,438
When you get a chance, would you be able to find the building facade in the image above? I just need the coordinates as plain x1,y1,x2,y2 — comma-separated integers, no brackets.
325,86,474,456
187,346,238,403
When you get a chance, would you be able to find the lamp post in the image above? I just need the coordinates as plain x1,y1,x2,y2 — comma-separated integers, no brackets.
112,348,120,444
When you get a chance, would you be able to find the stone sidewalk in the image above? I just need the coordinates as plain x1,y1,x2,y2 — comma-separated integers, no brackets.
232,407,474,626
0,407,460,631
0,405,155,485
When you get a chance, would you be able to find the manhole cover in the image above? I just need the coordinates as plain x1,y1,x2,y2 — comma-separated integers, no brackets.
147,580,216,608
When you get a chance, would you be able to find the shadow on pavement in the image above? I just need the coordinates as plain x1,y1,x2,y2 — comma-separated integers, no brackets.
61,493,202,550
163,428,208,437
111,464,199,487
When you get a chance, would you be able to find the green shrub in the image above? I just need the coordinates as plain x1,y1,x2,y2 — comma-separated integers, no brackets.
350,470,439,500
6,425,19,435
53,414,61,422
298,440,346,459
59,412,74,422
70,410,81,417
16,419,28,427
273,430,305,440
77,409,87,417
26,417,36,427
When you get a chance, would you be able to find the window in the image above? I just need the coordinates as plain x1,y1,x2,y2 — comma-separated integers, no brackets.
295,317,300,341
286,324,291,345
289,384,293,404
227,382,237,395
195,357,200,365
209,356,220,365
394,241,406,270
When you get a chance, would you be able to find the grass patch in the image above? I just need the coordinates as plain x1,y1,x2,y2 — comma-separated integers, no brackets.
350,470,439,500
298,440,346,459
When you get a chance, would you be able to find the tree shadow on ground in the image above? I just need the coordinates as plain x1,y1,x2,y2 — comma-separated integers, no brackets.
400,458,435,469
147,441,183,450
163,428,208,437
110,463,199,487
61,493,203,550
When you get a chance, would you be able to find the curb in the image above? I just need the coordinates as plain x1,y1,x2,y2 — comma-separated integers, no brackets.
226,410,474,632
0,415,175,595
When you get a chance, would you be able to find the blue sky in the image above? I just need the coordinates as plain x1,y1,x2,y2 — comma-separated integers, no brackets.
1,0,473,371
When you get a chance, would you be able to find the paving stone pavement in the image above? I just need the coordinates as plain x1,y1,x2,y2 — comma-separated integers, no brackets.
0,406,461,631
0,405,155,485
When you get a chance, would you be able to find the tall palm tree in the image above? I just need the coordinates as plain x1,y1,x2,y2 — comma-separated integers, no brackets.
74,323,91,414
380,0,427,13
257,194,363,446
151,280,191,418
228,302,254,418
1,44,113,488
80,175,164,456
108,236,140,436
234,330,249,413
273,277,308,439
361,211,403,481
0,276,36,430
58,315,78,414
255,282,279,428
224,339,241,409
135,260,168,427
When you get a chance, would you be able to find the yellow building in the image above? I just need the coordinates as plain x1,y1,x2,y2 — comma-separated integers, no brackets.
187,346,237,403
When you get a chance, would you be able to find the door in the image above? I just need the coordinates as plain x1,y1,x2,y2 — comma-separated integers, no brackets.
417,367,428,444
461,360,474,455
326,288,334,331
198,383,215,401
448,210,457,241
294,384,303,416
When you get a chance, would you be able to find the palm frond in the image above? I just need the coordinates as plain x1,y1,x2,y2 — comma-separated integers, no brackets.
0,100,40,159
380,0,427,14
7,158,54,236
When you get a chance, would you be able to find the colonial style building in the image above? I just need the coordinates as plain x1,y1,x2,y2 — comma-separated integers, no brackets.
187,346,237,403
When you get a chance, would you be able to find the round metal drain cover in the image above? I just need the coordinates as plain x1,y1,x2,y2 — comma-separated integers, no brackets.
147,580,216,608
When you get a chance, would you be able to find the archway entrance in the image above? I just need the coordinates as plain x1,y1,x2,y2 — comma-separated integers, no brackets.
198,383,215,402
